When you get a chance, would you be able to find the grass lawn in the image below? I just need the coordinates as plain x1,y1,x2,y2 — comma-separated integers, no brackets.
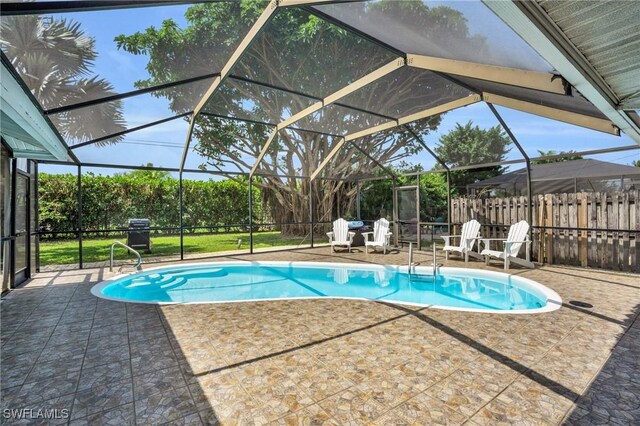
39,231,309,266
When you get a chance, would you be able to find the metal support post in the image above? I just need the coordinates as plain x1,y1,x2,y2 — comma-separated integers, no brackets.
77,165,83,269
392,177,398,247
356,179,361,220
446,170,452,235
9,159,16,288
179,172,184,260
34,162,40,273
309,178,315,248
249,177,254,254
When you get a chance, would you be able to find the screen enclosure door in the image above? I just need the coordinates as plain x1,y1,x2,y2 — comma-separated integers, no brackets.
393,185,420,249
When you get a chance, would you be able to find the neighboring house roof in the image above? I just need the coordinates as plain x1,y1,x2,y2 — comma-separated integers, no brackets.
468,159,640,189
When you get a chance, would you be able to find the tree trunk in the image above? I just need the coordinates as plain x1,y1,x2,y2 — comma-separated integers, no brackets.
259,178,357,236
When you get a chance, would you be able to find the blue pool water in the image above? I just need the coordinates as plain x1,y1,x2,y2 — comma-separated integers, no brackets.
93,262,560,313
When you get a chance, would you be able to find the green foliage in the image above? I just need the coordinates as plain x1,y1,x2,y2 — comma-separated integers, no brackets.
435,121,511,194
360,177,394,221
38,172,265,234
420,173,449,220
633,159,640,168
359,171,449,222
37,174,79,233
533,150,583,164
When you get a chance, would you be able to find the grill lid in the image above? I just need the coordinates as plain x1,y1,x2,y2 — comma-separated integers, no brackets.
128,218,150,228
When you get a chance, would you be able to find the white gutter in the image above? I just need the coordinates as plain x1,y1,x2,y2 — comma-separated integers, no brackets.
1,60,70,160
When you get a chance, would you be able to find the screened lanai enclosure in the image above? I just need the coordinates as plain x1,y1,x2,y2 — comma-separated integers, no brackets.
2,0,640,288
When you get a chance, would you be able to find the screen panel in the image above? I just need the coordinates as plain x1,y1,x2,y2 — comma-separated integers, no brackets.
1,2,266,111
201,77,318,126
48,78,214,146
295,103,390,136
312,0,555,72
403,102,523,170
36,163,79,269
80,165,181,266
185,114,274,174
253,176,312,251
339,67,472,120
490,105,636,161
72,117,190,169
231,6,398,99
181,171,251,259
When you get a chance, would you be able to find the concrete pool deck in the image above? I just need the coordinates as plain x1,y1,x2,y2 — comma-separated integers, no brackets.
1,247,639,425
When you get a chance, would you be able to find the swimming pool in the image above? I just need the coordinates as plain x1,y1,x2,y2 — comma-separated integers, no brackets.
92,261,561,314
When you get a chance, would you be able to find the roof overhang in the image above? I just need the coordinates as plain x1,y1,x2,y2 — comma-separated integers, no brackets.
1,53,71,161
483,0,640,145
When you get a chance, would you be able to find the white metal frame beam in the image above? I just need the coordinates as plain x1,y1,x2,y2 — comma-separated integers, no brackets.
248,57,405,177
179,0,279,171
310,95,481,181
192,1,279,118
482,92,619,135
407,54,567,95
279,0,352,6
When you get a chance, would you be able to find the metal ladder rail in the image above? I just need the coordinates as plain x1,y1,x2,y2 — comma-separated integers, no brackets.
408,242,416,277
408,243,440,280
109,241,143,272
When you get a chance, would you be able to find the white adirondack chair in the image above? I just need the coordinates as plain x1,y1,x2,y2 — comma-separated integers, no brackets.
441,219,482,262
480,220,534,270
326,218,355,253
362,218,392,254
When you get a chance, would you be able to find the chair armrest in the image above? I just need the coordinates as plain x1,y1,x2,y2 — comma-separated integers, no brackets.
326,232,334,241
348,231,355,242
441,235,460,245
462,236,480,251
361,232,373,241
480,238,505,250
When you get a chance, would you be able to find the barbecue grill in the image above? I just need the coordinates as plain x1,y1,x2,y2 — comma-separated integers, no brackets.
127,219,152,253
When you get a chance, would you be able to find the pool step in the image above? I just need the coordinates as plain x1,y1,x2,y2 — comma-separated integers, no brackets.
126,274,186,289
410,274,437,282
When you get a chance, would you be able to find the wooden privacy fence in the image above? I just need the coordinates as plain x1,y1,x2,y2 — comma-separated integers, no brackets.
451,191,639,272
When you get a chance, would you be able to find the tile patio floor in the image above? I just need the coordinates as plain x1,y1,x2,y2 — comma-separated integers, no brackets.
1,247,639,425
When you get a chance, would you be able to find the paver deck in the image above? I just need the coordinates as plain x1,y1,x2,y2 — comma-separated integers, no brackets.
2,247,639,425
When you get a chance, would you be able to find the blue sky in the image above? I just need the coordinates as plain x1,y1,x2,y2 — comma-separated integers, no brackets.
40,1,638,176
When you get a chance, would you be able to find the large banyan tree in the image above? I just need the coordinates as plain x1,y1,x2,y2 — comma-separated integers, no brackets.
116,1,488,234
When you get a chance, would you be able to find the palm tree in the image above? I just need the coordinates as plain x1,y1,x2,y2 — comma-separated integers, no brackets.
1,15,126,145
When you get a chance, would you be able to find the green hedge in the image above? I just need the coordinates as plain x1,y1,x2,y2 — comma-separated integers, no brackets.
38,172,267,235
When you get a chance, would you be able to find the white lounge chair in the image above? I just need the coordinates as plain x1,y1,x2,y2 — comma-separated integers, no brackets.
480,220,534,270
362,218,392,254
441,219,482,262
326,218,355,253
